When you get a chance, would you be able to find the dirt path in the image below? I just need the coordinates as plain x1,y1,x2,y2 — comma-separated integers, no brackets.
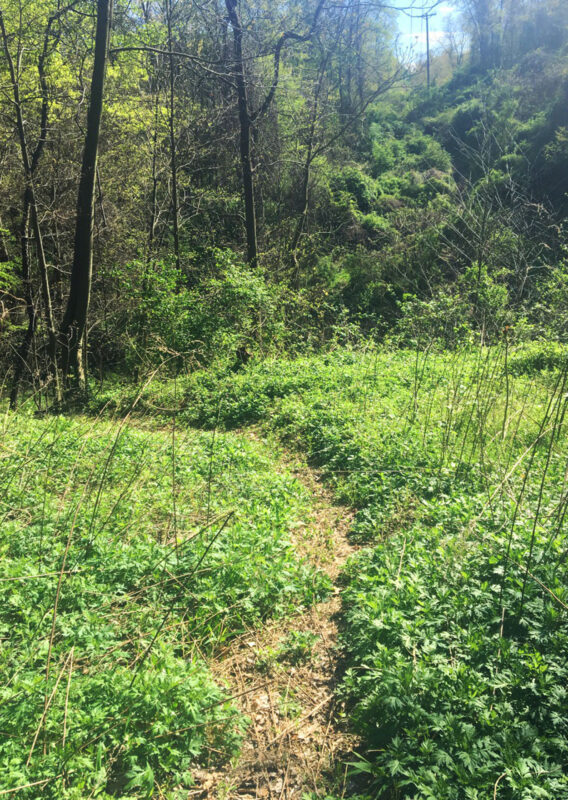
192,447,361,799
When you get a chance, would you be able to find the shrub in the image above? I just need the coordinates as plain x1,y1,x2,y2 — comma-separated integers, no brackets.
508,341,568,374
101,249,285,374
329,166,379,214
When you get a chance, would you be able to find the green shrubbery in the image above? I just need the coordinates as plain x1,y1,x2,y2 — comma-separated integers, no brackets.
507,340,568,375
341,519,568,799
390,263,511,348
102,248,286,374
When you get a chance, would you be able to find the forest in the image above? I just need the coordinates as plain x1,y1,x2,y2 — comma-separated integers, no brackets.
1,0,568,797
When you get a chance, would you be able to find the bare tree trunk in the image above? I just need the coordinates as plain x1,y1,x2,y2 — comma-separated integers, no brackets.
355,4,365,108
59,0,112,392
148,89,160,255
9,196,36,409
0,7,61,403
345,2,354,114
0,215,8,262
224,0,326,268
225,0,258,267
290,61,327,283
166,0,180,273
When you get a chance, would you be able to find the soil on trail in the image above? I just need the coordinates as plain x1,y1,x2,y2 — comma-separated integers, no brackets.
192,451,361,799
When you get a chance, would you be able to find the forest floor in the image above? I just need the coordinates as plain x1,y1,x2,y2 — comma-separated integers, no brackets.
192,435,361,799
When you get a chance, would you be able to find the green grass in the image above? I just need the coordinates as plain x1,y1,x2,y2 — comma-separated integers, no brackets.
0,411,329,798
272,347,568,798
5,341,568,798
105,344,568,799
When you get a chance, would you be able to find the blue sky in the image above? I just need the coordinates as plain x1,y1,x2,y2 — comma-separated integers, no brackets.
390,2,458,57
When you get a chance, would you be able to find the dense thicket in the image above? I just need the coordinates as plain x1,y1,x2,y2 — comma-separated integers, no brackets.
0,0,567,400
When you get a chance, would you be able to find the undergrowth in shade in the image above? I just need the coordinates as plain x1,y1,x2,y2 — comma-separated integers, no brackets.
0,413,329,797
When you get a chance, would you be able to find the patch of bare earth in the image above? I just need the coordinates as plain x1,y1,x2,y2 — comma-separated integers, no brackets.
192,454,361,799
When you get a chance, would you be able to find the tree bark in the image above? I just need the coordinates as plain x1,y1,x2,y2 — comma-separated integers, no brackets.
225,0,258,267
9,196,37,409
59,0,112,392
166,0,181,274
148,89,160,256
290,63,326,283
224,0,326,268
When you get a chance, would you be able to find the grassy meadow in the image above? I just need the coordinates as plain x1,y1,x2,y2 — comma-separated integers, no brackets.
0,411,328,797
92,343,568,798
2,341,568,798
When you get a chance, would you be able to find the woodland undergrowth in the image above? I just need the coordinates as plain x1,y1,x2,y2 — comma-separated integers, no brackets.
91,342,568,800
0,410,329,798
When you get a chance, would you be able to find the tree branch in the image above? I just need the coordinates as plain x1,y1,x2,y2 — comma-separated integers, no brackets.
250,0,327,123
109,45,236,86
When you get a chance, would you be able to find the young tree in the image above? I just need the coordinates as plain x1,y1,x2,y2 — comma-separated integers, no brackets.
459,0,500,66
59,0,113,391
165,0,180,273
0,2,62,404
223,0,326,267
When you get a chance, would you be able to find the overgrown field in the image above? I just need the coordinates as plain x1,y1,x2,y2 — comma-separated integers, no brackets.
4,342,568,799
0,412,328,797
95,343,568,798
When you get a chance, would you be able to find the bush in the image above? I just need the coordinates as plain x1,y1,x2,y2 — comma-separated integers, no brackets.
341,518,568,799
329,166,379,214
508,341,568,375
527,259,568,343
101,249,285,374
390,264,511,348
